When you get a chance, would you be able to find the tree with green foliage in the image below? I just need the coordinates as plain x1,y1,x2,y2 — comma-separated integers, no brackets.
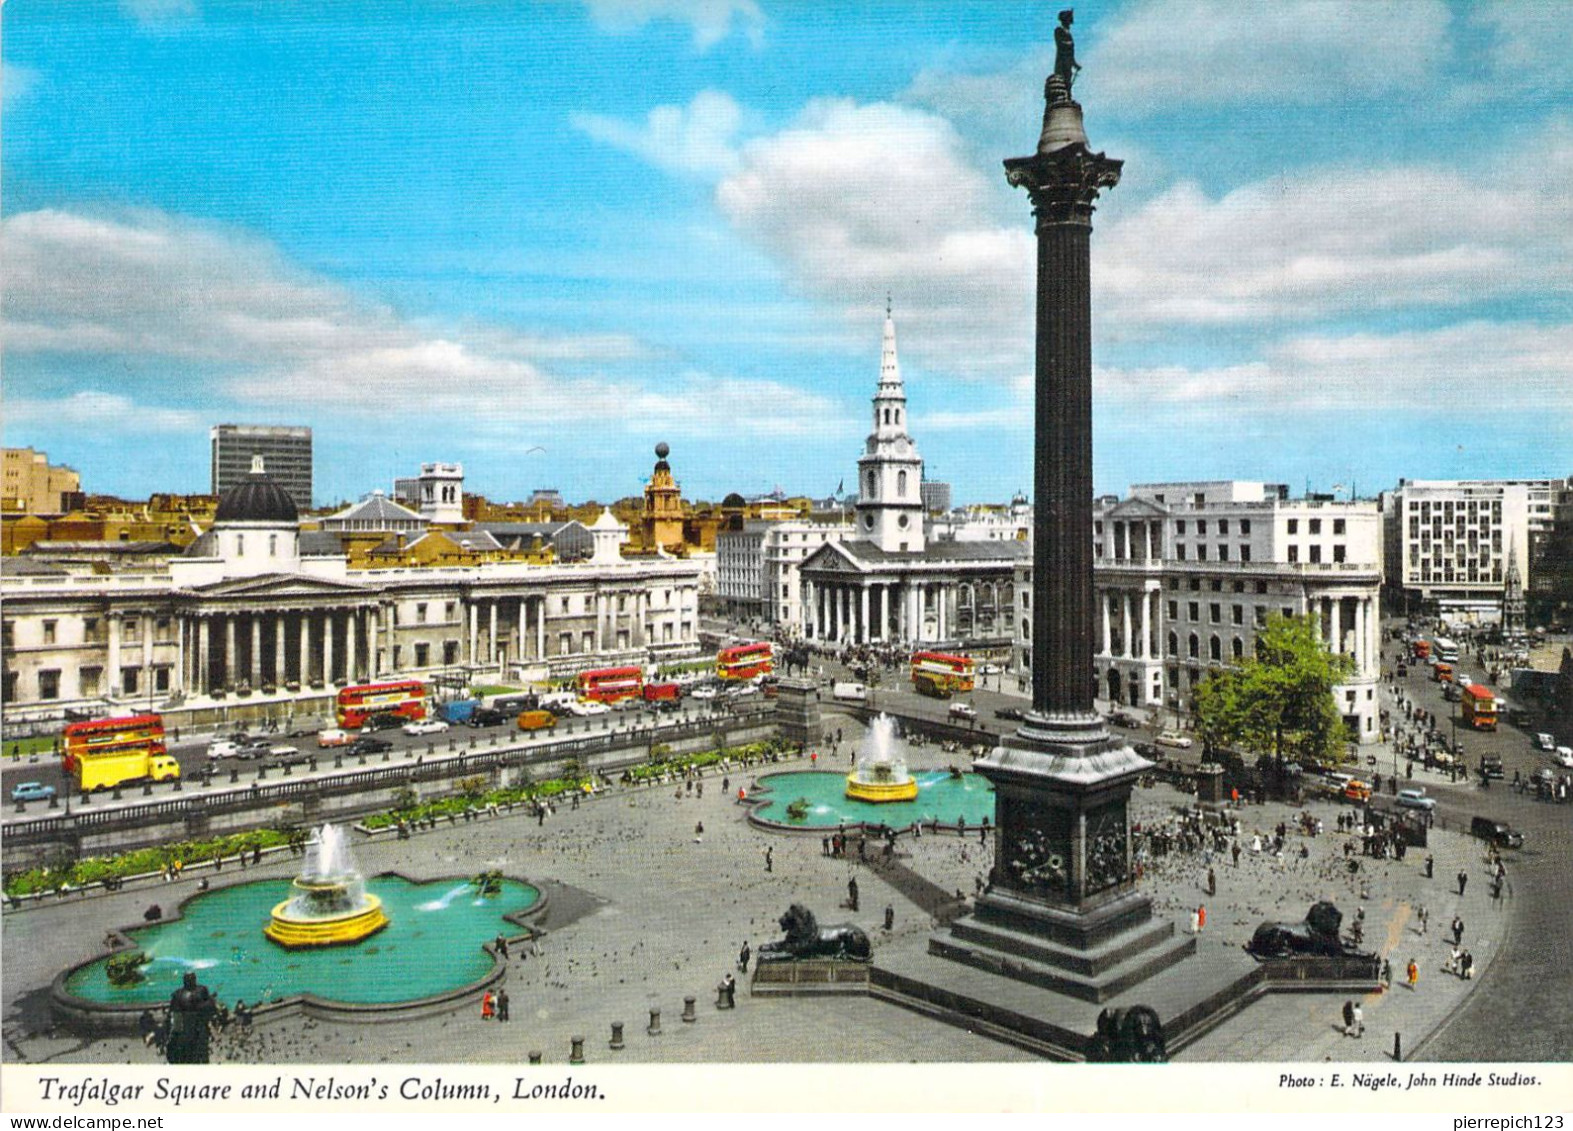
1192,613,1355,768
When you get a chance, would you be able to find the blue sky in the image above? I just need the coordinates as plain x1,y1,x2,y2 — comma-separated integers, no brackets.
4,0,1570,508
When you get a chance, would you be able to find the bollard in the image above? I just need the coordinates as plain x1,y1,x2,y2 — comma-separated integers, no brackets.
172,778,183,792
283,763,292,776
1393,1032,1402,1062
230,768,240,783
715,984,734,1010
647,1008,661,1036
528,1051,542,1065
113,787,123,801
610,1022,625,1050
81,790,92,806
682,996,697,1023
142,782,153,796
358,754,367,766
334,755,343,769
383,750,391,763
569,1036,585,1065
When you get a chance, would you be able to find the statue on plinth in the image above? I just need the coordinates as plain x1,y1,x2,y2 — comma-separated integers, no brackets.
758,903,872,963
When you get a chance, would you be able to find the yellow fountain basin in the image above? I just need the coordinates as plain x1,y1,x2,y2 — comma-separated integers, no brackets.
845,774,919,803
264,893,389,949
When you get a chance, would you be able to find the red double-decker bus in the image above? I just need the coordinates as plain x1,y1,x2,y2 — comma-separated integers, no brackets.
336,680,428,729
576,666,645,703
911,651,976,695
716,642,773,681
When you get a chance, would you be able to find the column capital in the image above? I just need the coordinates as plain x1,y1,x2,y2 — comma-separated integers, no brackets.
1005,142,1122,227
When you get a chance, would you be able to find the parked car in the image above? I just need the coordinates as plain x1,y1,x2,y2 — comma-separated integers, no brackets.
948,703,977,722
348,736,394,756
995,706,1026,722
568,700,610,717
10,781,56,803
1470,816,1524,849
1530,767,1556,790
690,684,719,701
403,719,449,736
317,728,351,748
978,663,1002,675
268,743,303,759
1556,746,1573,769
466,708,509,728
1109,710,1140,728
207,740,241,761
726,684,760,699
235,742,272,761
1534,733,1558,752
1155,730,1193,749
364,713,406,732
1395,788,1436,812
1479,755,1505,780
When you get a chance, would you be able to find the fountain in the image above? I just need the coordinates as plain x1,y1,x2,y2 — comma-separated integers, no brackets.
263,824,389,948
845,714,918,803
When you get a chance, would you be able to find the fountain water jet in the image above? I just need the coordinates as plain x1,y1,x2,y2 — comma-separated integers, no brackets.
845,714,918,803
264,824,389,949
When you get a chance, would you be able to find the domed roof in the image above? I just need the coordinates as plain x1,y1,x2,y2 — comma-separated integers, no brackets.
214,456,299,524
722,492,747,509
591,506,624,531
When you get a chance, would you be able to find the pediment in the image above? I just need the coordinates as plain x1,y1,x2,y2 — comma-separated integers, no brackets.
187,572,371,600
1105,498,1169,519
801,543,867,575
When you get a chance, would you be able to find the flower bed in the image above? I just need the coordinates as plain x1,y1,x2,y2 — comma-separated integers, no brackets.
4,828,304,898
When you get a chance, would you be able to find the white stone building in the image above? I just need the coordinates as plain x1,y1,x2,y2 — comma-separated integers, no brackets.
1014,481,1385,743
2,462,702,725
800,307,1023,653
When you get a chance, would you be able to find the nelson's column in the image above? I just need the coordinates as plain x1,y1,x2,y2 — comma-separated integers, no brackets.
925,8,1195,1006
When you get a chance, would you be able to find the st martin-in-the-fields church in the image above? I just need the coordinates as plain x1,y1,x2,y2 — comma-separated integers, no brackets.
799,306,1025,654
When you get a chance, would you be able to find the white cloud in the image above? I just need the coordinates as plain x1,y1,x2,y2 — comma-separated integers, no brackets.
3,207,831,439
582,0,764,51
1096,158,1573,328
572,90,743,177
1470,2,1573,97
717,98,1034,376
1086,0,1451,110
1096,321,1573,413
5,391,203,433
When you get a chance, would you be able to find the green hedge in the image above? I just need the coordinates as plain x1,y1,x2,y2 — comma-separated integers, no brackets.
3,827,302,898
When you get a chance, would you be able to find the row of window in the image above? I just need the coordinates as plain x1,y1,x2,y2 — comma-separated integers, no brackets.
13,664,175,702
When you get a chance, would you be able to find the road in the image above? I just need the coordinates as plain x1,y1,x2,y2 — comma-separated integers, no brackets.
1384,632,1573,1060
1,696,771,812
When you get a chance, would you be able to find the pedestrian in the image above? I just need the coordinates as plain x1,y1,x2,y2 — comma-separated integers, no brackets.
480,990,496,1021
1418,905,1428,934
1424,854,1434,879
1231,841,1241,867
1452,915,1464,947
738,942,751,973
1197,904,1206,932
1207,866,1216,896
495,934,509,959
1342,999,1356,1036
694,820,704,840
1351,1001,1364,1038
822,835,830,857
848,877,859,913
1190,908,1200,934
1381,958,1392,989
1457,868,1468,896
1407,958,1419,990
496,988,510,1022
765,846,773,873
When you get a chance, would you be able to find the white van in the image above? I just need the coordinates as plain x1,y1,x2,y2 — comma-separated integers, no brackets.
832,682,867,702
207,740,240,761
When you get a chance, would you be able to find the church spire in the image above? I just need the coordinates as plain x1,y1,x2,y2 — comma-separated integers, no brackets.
879,298,903,397
856,299,925,553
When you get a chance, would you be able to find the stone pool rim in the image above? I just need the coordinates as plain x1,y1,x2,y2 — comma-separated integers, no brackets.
49,870,548,1032
744,769,995,834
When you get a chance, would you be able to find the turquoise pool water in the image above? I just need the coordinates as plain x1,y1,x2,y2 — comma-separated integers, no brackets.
64,875,539,1008
752,770,995,829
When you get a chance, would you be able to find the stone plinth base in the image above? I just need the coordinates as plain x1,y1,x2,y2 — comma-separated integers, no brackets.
749,960,870,996
773,677,823,748
931,889,1195,1003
